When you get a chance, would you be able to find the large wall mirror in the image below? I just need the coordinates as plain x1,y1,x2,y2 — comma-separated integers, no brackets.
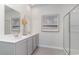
5,5,20,34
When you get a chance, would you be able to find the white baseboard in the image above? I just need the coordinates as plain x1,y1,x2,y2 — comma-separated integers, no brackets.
39,44,64,50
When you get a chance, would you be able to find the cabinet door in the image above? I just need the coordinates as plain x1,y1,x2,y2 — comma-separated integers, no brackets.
32,36,37,51
27,37,33,55
35,34,39,48
0,42,15,55
15,39,28,55
32,34,39,51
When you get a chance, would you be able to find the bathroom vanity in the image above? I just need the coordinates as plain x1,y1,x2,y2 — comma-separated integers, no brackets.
0,33,39,55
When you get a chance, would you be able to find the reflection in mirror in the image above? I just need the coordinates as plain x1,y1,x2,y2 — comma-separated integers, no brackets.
5,5,20,35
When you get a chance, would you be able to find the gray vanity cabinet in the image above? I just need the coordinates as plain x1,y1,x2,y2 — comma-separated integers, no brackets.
0,39,28,55
0,34,39,55
15,34,39,55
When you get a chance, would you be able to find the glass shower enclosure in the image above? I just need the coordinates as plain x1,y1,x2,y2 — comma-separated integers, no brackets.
63,5,79,55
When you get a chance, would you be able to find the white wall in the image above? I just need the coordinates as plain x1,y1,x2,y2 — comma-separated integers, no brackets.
0,4,4,37
32,5,63,49
32,4,76,49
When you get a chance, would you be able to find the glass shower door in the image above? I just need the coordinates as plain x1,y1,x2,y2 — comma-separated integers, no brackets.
70,5,79,55
63,13,70,54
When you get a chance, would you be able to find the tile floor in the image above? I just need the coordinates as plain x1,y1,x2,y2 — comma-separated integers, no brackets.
33,47,66,55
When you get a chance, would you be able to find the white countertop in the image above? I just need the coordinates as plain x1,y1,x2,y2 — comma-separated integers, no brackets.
0,33,39,43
